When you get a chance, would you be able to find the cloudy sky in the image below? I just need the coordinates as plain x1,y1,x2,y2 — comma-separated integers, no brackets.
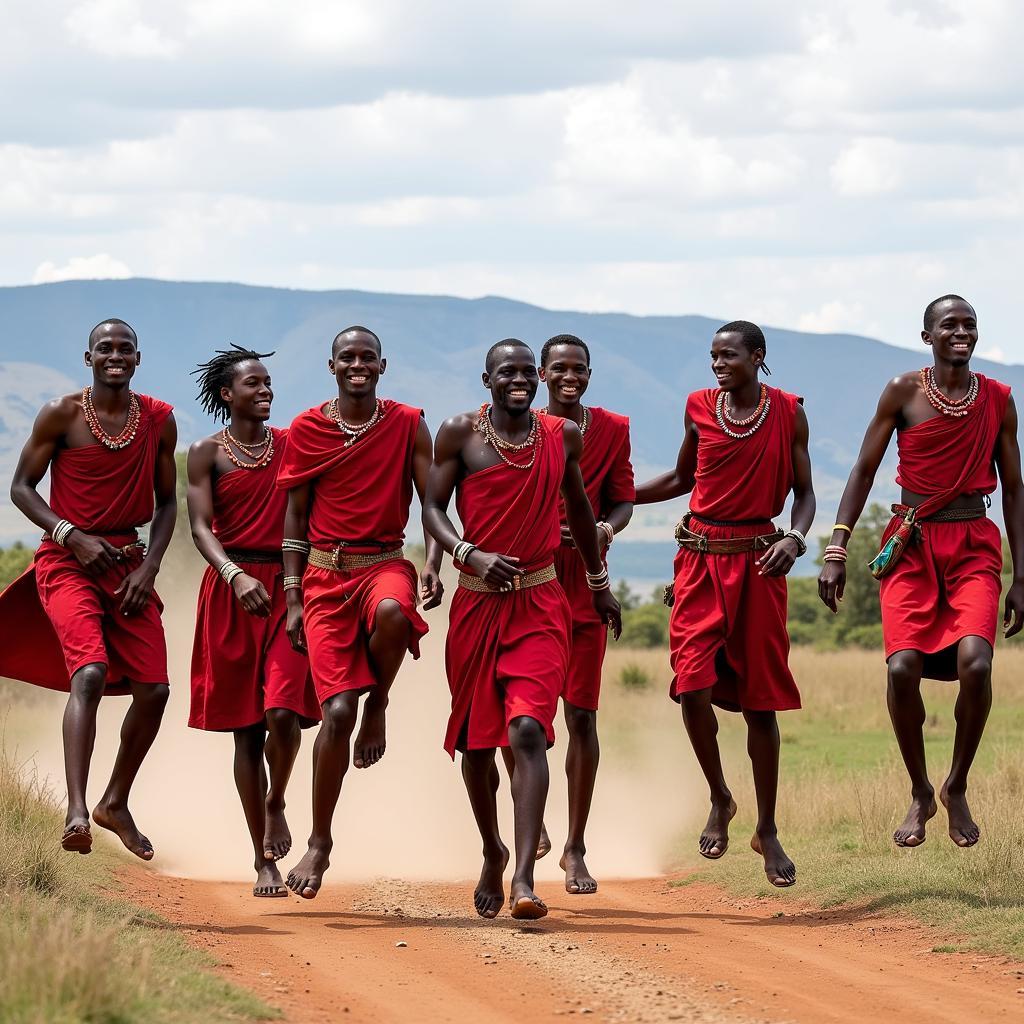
3,1,1023,359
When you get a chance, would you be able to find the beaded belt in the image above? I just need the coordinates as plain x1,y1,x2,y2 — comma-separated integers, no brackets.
674,514,782,555
307,545,404,571
891,503,986,524
224,548,283,565
458,563,557,594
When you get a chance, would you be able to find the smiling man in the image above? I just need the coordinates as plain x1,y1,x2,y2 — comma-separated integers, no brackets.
819,295,1024,849
423,338,621,920
276,326,443,899
1,318,176,860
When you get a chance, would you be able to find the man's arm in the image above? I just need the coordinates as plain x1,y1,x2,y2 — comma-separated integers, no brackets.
818,380,904,612
116,412,178,615
634,414,698,505
186,439,271,618
561,422,622,638
10,396,122,575
758,404,816,577
411,414,444,610
996,395,1024,637
283,483,312,652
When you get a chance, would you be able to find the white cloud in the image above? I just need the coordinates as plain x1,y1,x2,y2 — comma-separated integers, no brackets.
64,0,179,58
830,138,905,197
33,254,133,284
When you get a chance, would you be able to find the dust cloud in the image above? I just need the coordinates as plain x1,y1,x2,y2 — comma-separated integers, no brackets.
8,571,703,884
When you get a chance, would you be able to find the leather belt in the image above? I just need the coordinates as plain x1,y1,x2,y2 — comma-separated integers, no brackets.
458,563,557,594
674,513,782,555
307,545,404,571
224,548,282,564
891,503,986,524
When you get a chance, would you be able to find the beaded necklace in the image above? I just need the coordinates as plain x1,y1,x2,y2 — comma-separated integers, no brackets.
920,367,978,418
715,384,770,439
327,397,385,446
476,403,541,470
221,425,275,470
82,387,141,450
539,405,589,436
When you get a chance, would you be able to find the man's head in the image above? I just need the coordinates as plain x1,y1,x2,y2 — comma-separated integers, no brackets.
539,334,591,406
482,338,538,415
710,320,767,392
329,325,385,398
84,319,140,387
193,344,275,424
922,295,977,368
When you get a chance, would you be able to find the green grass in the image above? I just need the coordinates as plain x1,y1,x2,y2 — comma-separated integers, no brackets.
603,645,1024,960
0,741,279,1024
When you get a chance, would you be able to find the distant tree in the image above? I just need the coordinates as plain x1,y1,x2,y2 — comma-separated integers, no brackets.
613,579,640,611
0,542,33,588
620,602,670,648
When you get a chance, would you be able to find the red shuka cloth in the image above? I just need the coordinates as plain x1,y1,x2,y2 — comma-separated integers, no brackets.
669,387,802,712
278,401,427,703
551,407,634,711
881,374,1010,679
0,394,172,694
444,414,572,757
189,429,321,731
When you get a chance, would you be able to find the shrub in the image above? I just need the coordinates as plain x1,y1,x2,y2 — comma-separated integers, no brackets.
618,662,652,690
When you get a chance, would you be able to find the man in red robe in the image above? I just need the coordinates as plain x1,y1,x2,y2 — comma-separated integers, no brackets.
2,319,177,859
636,321,815,887
423,338,621,920
499,334,634,896
820,295,1024,849
277,326,443,899
187,345,320,897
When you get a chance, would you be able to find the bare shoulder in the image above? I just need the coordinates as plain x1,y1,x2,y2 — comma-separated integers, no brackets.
434,411,478,454
879,371,919,410
33,392,82,435
187,434,220,465
561,417,583,456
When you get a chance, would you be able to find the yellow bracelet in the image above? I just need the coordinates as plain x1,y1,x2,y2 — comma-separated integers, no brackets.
831,524,852,535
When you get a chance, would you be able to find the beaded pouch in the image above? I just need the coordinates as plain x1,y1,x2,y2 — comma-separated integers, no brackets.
868,508,917,579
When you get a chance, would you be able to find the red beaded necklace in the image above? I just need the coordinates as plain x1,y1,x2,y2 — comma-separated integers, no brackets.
82,387,140,450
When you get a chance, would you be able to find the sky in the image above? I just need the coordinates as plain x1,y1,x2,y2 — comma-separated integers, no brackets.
3,0,1023,360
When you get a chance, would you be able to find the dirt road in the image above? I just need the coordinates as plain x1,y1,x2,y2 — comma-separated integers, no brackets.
128,869,1024,1023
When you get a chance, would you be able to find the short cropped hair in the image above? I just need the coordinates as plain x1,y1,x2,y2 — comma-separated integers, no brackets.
540,334,591,367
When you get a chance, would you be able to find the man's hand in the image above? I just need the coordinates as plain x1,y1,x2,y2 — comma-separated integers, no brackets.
757,537,800,578
115,561,159,616
1004,580,1024,638
420,564,444,609
67,531,121,576
285,596,307,653
592,587,622,639
817,561,846,614
466,549,523,589
231,573,272,617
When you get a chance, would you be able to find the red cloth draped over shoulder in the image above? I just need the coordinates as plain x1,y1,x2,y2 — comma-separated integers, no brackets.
895,374,1009,514
276,400,421,547
213,427,290,548
551,407,634,523
0,394,173,693
688,387,800,521
444,414,571,757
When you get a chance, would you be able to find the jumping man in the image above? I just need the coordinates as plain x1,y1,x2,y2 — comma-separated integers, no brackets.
819,296,1024,848
1,319,176,859
423,338,622,920
636,321,814,887
187,346,321,897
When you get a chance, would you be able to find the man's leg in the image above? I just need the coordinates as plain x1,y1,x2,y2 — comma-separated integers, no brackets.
93,680,169,860
560,700,599,894
500,745,552,859
61,662,107,851
286,691,359,899
507,714,550,919
743,709,796,887
461,748,509,918
354,599,411,769
679,688,736,858
940,637,992,847
887,649,936,846
232,723,286,896
263,707,302,860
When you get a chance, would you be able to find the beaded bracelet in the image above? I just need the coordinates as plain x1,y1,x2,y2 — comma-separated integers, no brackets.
823,545,848,563
783,529,807,556
597,521,614,548
219,560,244,586
586,567,610,591
453,540,477,565
282,538,311,554
51,519,76,546
831,524,853,536
282,575,304,591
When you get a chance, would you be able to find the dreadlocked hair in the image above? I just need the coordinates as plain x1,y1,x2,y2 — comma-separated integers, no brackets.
192,344,275,422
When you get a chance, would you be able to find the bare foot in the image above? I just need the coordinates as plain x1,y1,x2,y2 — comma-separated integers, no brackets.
253,861,288,898
750,832,796,887
893,791,937,847
286,842,331,899
353,692,387,769
263,803,292,861
536,822,552,860
509,880,548,920
92,800,154,861
940,782,980,848
474,844,509,919
61,816,92,855
560,846,597,894
699,797,737,859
